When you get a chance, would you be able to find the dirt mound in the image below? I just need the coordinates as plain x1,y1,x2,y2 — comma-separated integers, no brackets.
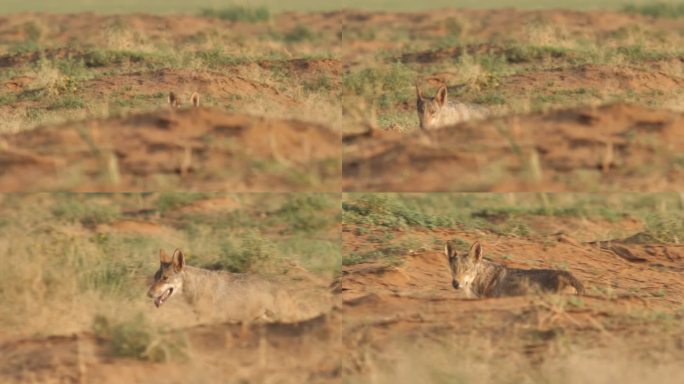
591,234,684,272
0,107,340,192
0,313,341,384
257,57,342,88
503,64,684,94
343,103,684,191
84,68,294,105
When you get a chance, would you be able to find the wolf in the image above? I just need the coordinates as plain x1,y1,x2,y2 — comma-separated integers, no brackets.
147,248,295,322
445,240,585,298
168,92,200,109
416,83,488,130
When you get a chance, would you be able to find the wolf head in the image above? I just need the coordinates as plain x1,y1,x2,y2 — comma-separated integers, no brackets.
168,92,200,108
445,240,483,292
416,84,448,130
147,249,186,308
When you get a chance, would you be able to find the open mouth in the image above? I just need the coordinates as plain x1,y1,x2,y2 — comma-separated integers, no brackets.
154,288,173,308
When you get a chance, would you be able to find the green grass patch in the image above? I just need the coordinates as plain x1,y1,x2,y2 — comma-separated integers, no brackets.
0,94,18,107
303,75,335,93
283,25,317,43
202,232,278,273
51,197,121,226
343,194,456,230
274,194,338,233
623,3,684,18
344,63,415,108
344,193,684,238
48,96,85,109
199,6,270,22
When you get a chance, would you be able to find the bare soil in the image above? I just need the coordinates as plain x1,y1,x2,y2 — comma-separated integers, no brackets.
0,107,340,191
0,313,341,384
341,218,684,381
344,103,684,191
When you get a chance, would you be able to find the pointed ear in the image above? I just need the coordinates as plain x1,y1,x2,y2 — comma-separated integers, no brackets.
168,92,176,106
416,83,424,101
190,92,200,107
444,241,457,261
468,241,483,262
159,249,171,264
171,249,185,271
435,85,447,106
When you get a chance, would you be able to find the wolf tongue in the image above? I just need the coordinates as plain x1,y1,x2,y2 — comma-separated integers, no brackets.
154,297,162,307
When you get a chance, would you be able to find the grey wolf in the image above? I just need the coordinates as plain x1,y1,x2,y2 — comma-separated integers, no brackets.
147,249,293,322
445,240,585,298
416,83,488,130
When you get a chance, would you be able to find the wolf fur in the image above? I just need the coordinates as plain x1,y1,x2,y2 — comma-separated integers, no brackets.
416,84,488,130
445,240,585,298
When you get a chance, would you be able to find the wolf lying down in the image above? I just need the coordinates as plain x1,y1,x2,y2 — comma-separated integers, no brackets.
445,240,585,298
147,249,316,322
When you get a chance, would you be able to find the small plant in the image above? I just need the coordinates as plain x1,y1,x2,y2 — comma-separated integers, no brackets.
93,313,187,362
303,75,333,93
284,25,316,43
195,48,244,69
343,64,414,108
443,17,465,39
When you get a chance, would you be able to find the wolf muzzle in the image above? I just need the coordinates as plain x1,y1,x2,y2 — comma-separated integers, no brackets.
452,280,460,289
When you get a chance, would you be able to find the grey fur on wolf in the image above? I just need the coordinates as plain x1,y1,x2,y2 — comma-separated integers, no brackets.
416,83,488,130
147,249,291,321
445,240,585,298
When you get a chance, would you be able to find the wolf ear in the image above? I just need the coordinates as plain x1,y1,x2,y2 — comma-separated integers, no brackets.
171,249,185,271
444,241,457,261
416,83,424,101
468,241,483,262
159,249,171,264
190,92,200,107
435,85,447,106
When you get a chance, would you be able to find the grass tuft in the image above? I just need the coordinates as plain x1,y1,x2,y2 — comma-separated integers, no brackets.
93,313,187,362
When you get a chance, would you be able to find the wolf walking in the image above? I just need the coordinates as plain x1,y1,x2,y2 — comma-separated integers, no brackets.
445,240,585,298
416,83,488,130
147,249,296,322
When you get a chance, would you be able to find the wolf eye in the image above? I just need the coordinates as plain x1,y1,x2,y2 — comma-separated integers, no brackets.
162,276,169,281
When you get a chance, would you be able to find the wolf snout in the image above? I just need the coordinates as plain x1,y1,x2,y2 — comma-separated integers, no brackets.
452,280,460,289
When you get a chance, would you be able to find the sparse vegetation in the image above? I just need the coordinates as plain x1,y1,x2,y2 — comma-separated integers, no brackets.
199,6,270,22
0,193,338,339
93,313,188,362
343,193,684,265
623,2,684,18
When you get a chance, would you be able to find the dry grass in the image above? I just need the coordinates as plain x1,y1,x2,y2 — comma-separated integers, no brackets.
0,193,339,339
